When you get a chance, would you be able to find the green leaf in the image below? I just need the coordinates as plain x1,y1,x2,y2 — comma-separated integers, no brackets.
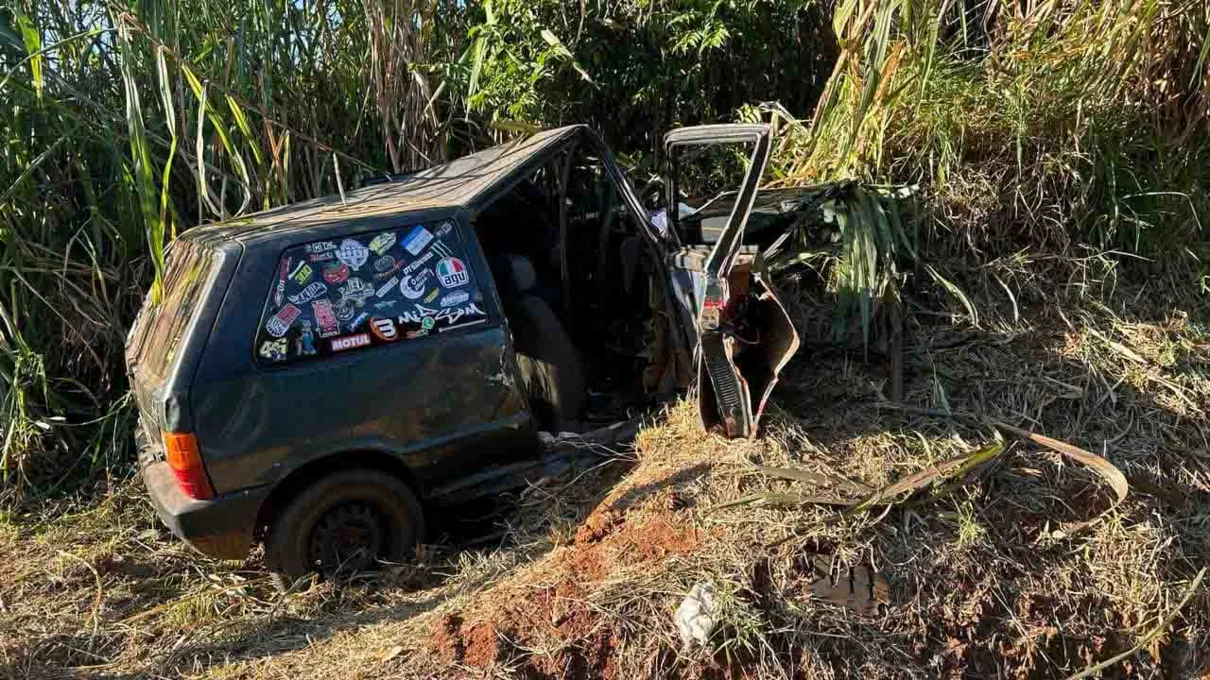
15,12,41,100
226,94,263,167
468,35,486,98
182,65,252,216
539,28,594,85
117,23,164,300
925,264,978,326
154,47,178,241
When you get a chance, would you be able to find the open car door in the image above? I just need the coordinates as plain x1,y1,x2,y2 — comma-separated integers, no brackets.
662,124,801,437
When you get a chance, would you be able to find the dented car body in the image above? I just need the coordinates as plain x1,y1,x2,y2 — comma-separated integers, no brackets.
126,124,797,575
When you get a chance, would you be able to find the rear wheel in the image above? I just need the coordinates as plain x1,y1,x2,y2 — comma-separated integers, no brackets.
264,469,423,585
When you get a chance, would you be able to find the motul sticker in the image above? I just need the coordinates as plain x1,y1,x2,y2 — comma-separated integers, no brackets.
369,231,396,255
265,303,301,337
330,333,370,352
288,281,328,305
337,238,370,270
323,263,349,285
312,299,340,338
436,257,469,287
370,317,399,342
402,225,434,255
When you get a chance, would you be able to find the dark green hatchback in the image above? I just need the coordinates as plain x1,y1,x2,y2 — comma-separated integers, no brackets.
125,124,798,580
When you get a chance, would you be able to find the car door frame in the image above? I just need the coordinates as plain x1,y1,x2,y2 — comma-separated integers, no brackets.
661,123,801,438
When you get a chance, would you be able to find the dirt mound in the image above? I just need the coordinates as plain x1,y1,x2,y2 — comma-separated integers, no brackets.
423,466,706,676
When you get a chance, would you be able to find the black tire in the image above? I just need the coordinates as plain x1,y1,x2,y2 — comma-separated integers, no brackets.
264,469,424,585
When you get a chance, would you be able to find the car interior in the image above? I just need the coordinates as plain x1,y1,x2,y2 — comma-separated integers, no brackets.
472,148,680,432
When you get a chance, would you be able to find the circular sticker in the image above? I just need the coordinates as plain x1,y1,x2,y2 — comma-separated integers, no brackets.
373,255,396,273
435,257,469,288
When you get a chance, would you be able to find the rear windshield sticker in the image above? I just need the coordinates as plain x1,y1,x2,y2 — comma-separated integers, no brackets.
265,303,301,337
436,257,469,287
323,263,349,284
255,222,486,365
331,333,370,352
288,281,327,305
274,257,290,307
402,225,434,255
368,232,396,255
336,239,370,270
289,261,312,285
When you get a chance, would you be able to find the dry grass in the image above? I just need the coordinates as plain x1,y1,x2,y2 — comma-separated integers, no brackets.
3,262,1210,679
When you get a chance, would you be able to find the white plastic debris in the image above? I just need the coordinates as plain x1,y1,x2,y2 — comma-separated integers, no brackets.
675,581,718,649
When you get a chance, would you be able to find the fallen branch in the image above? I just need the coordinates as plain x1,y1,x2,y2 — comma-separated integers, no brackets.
846,441,1005,514
878,402,1129,531
736,441,1008,548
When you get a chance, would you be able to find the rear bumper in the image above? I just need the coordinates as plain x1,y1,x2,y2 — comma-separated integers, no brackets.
142,461,271,560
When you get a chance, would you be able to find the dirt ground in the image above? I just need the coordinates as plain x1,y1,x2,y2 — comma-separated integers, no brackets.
3,266,1210,679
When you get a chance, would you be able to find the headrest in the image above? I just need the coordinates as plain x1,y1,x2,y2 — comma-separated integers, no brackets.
502,254,537,292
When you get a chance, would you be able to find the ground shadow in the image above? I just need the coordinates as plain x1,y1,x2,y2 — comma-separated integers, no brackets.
745,271,1210,678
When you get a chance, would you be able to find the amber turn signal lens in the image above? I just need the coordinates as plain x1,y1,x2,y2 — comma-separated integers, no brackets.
161,431,214,500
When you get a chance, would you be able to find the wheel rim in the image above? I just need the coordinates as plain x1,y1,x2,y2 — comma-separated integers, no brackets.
308,501,387,574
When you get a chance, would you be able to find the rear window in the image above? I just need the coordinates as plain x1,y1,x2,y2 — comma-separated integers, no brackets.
130,239,218,381
254,220,488,366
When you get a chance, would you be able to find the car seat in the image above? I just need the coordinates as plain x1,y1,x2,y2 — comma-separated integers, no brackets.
493,254,586,430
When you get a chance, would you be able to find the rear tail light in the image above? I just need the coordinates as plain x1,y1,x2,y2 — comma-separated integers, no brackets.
161,431,214,500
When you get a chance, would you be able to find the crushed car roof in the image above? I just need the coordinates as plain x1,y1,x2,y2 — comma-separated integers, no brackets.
188,126,583,246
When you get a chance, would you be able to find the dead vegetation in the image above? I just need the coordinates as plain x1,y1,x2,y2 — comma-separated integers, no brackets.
3,259,1210,679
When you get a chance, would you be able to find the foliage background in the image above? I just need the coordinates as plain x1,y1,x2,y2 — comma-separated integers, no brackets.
2,0,1208,503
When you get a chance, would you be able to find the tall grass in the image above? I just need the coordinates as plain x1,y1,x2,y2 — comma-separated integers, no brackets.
2,0,1208,503
742,0,1210,338
0,0,455,500
782,0,1210,255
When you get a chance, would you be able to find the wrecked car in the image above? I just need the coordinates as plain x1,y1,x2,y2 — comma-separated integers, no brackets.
125,123,798,579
